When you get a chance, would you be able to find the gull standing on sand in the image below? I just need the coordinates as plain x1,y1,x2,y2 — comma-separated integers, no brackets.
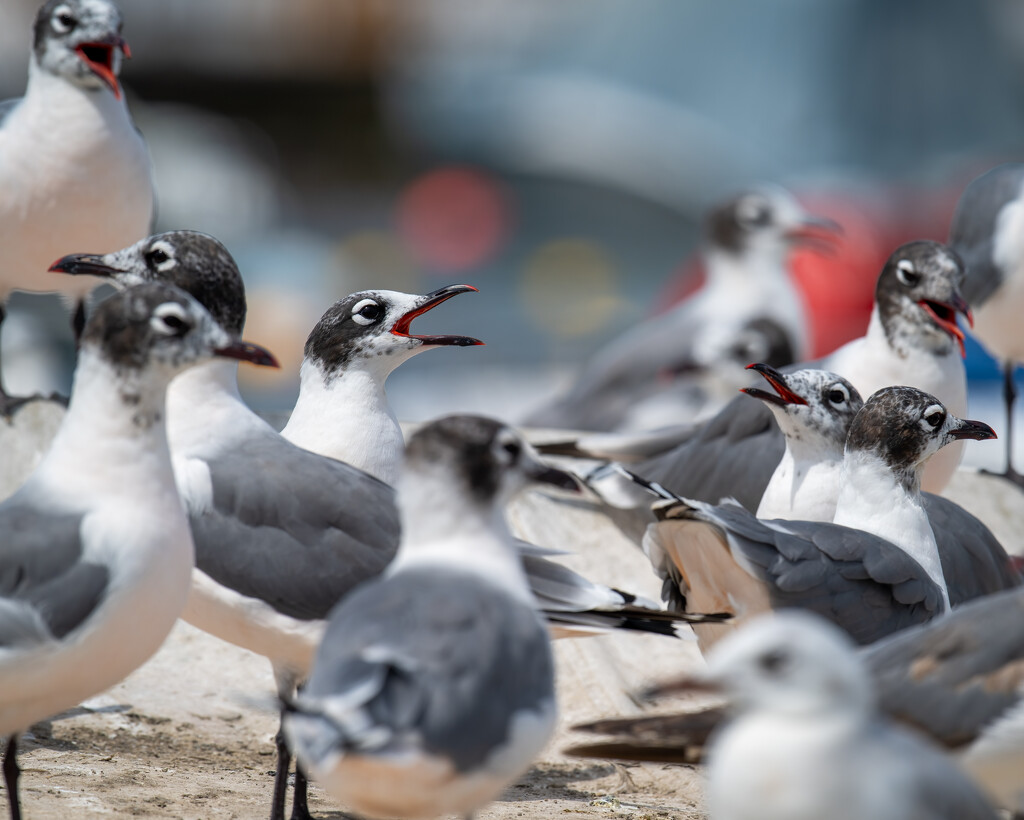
284,416,564,820
0,283,275,820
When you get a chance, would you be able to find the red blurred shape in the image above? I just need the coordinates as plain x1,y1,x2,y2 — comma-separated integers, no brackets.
396,166,510,273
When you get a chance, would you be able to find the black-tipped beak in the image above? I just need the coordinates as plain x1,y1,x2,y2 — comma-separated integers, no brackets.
391,284,484,347
528,462,581,493
740,362,808,407
214,340,279,369
49,252,120,278
950,418,997,442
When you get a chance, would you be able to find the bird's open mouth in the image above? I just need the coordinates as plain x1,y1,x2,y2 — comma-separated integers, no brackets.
741,362,807,407
918,299,970,358
391,284,484,347
76,39,129,99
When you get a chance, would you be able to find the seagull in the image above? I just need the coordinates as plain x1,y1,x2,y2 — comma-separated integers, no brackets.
745,363,1020,602
581,612,1000,820
283,415,565,820
589,364,1019,603
592,240,972,504
281,285,485,485
0,282,275,820
949,163,1024,486
569,587,1024,816
0,0,153,412
50,231,725,819
643,386,996,650
524,185,840,432
279,286,722,638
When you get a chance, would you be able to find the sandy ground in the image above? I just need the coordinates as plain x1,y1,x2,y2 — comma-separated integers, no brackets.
3,401,1023,819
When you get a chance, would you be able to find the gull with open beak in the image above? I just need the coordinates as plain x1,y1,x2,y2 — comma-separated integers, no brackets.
0,0,153,413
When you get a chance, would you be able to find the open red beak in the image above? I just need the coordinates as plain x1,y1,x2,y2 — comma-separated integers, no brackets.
76,35,130,100
918,294,973,358
741,362,808,407
390,284,484,347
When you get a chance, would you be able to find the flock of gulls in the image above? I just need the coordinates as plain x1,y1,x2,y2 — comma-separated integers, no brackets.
3,2,1024,820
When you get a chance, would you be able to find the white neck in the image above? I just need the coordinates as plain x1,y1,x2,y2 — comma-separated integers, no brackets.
757,445,844,522
282,358,404,484
20,57,132,136
33,349,177,502
388,468,534,605
833,450,949,608
165,359,272,457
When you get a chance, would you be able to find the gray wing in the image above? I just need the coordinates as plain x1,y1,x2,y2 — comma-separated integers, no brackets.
524,303,702,431
637,396,785,511
866,723,1000,819
0,498,108,647
0,97,21,128
289,567,555,772
190,433,400,622
924,493,1022,606
866,586,1024,749
949,164,1024,307
659,499,943,644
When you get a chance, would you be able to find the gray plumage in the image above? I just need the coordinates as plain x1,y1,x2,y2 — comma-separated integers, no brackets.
190,433,399,622
652,498,943,646
925,494,1021,605
287,567,554,773
949,164,1024,308
866,585,1024,749
0,496,106,646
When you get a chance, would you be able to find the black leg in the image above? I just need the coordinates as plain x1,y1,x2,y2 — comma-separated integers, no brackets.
270,722,291,820
71,299,87,349
3,735,22,820
290,763,314,820
984,363,1024,488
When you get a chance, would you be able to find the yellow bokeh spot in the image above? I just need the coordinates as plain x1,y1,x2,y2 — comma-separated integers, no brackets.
521,239,625,337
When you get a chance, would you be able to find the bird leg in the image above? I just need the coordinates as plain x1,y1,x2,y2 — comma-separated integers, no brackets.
3,736,22,820
270,723,292,820
71,299,86,349
290,763,313,820
985,363,1024,488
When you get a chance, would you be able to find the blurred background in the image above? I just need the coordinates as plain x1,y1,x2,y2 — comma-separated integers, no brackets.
3,0,1024,465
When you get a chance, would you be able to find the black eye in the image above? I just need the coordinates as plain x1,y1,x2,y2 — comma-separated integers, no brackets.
896,263,920,287
162,314,187,333
502,440,521,460
358,304,382,321
57,12,76,29
828,389,846,404
758,649,788,675
146,248,170,266
925,411,944,428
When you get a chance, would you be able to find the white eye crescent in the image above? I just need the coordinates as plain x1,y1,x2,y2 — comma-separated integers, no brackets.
151,302,191,336
826,384,849,405
52,4,76,33
145,241,176,272
922,404,945,429
351,298,382,326
896,259,919,287
737,196,771,227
